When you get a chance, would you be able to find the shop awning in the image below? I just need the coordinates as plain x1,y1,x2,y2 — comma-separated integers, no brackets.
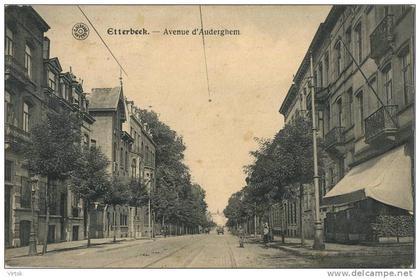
323,145,413,212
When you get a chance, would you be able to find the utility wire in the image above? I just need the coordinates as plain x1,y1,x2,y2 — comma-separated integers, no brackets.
199,5,212,102
77,5,128,77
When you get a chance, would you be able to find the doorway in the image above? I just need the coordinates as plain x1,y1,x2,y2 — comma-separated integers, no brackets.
72,225,79,241
19,220,31,246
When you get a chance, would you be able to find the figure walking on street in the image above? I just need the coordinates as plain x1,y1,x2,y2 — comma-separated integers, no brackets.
238,225,245,248
263,223,269,247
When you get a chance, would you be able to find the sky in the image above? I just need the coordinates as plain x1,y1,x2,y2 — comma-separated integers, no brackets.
34,5,331,214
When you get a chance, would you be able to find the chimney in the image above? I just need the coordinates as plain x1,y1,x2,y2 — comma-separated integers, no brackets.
43,37,50,59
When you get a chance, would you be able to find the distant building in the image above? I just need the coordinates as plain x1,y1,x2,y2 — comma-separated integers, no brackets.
276,5,414,243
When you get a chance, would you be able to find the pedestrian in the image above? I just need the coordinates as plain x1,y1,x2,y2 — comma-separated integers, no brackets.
263,223,269,247
238,225,245,248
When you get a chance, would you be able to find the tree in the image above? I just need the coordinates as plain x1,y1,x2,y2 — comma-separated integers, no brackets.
231,115,325,244
71,146,110,247
104,177,131,242
24,110,83,254
139,109,211,234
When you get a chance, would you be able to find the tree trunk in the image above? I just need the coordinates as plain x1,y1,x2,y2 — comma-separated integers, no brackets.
299,184,305,246
86,200,91,247
113,205,117,243
42,177,50,255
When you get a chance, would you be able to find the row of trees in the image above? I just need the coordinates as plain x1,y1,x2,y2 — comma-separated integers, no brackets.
138,109,213,231
224,116,323,242
24,108,212,255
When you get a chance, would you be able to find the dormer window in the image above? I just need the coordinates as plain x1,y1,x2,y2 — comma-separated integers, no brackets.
61,82,68,100
72,87,79,106
48,70,57,93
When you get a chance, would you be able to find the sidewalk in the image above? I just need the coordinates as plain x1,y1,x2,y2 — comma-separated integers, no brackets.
245,236,414,258
5,237,148,260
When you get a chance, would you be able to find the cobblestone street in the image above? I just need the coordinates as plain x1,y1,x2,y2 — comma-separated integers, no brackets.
5,233,414,268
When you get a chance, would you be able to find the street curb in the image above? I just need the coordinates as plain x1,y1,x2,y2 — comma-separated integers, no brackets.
272,244,414,259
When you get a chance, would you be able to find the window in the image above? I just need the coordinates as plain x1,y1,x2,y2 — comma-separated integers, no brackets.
337,98,343,127
5,27,13,56
335,41,342,75
72,88,79,106
5,91,14,124
345,27,352,65
401,49,412,104
113,143,117,162
318,111,324,137
24,44,32,79
383,65,393,104
369,76,379,109
356,91,364,133
20,178,32,209
48,71,57,92
355,23,362,63
120,147,124,169
318,63,323,87
61,83,68,100
83,134,89,149
338,158,345,180
5,160,13,182
23,102,30,132
131,159,137,178
348,89,353,126
324,53,329,84
329,168,334,187
125,151,128,171
325,103,330,132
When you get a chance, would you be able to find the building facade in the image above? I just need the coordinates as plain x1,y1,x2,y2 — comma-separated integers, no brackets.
5,6,95,247
88,86,157,238
277,5,414,243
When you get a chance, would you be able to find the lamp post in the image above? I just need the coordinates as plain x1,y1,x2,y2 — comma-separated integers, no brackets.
28,175,39,256
145,178,152,239
309,52,325,250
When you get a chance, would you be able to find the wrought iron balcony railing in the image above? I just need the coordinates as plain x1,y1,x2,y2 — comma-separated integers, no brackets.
5,55,31,83
324,126,345,151
370,15,394,60
5,123,30,144
365,105,398,144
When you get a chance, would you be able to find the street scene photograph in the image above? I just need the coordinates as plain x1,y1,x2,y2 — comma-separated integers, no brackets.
3,3,415,271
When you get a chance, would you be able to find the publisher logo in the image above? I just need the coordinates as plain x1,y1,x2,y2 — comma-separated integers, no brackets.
72,23,89,40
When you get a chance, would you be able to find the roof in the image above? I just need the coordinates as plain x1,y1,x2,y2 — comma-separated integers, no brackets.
89,87,123,110
278,6,345,116
323,145,413,212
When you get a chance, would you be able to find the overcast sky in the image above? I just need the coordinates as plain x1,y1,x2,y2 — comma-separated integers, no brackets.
34,5,331,214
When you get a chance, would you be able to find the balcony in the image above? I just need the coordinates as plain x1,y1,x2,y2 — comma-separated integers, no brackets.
365,105,398,145
5,55,31,86
324,127,345,154
5,123,30,151
370,15,394,60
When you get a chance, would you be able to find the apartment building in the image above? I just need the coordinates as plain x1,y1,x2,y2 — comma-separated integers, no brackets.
5,6,95,247
277,5,414,243
124,100,156,237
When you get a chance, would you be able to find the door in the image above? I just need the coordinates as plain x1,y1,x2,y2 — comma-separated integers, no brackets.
47,225,56,243
5,186,11,247
72,226,79,241
19,220,31,246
